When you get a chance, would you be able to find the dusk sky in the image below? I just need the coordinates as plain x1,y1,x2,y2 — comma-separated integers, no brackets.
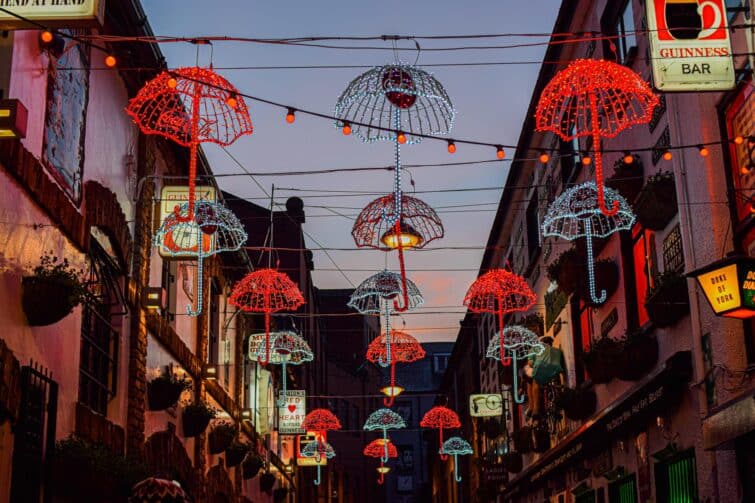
142,0,562,341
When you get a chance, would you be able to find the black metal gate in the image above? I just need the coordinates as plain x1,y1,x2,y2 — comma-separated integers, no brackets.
9,362,58,503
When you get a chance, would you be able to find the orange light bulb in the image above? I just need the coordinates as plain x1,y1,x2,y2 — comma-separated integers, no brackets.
40,31,54,44
496,147,505,160
623,153,634,164
539,152,549,164
286,109,296,124
663,151,673,161
447,141,456,154
581,155,592,166
397,132,407,144
104,55,117,68
342,123,352,135
167,77,178,89
699,146,710,157
226,96,237,108
734,135,745,145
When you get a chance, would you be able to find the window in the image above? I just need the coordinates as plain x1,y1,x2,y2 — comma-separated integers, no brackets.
433,353,450,374
560,128,580,185
654,450,698,503
629,224,657,327
160,260,177,321
575,490,596,503
652,127,671,165
609,473,638,503
208,279,220,367
616,1,638,64
79,239,123,415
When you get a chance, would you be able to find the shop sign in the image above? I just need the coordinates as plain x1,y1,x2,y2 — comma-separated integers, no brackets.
469,393,503,417
0,0,105,28
277,390,306,434
296,433,326,466
156,186,216,258
481,462,507,483
689,256,755,318
646,0,735,91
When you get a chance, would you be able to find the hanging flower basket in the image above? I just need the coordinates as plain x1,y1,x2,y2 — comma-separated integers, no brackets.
645,271,690,327
181,401,216,438
615,329,659,381
582,337,623,384
579,259,620,305
147,371,191,411
260,472,276,494
242,454,264,480
208,421,236,454
225,441,250,467
556,386,597,421
532,425,551,453
635,171,678,230
512,427,533,454
501,451,523,473
21,252,88,326
606,156,644,203
273,488,289,503
546,247,581,295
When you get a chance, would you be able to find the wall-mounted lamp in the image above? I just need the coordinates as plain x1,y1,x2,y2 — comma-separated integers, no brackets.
202,364,218,381
141,286,166,311
240,408,253,422
0,99,28,139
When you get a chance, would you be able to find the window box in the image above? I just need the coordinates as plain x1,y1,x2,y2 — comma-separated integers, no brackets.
607,156,644,203
635,172,678,230
181,401,216,438
547,247,581,295
582,337,623,384
242,454,264,480
579,259,620,306
21,252,88,326
645,271,690,327
260,472,276,493
616,330,659,381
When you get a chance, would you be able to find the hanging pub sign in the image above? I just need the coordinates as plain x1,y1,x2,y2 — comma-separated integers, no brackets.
296,433,327,467
469,393,503,418
0,0,105,28
278,390,306,435
156,186,216,258
689,255,755,318
646,0,735,91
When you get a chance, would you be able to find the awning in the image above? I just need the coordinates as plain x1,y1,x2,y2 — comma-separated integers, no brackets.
702,390,755,450
504,351,692,497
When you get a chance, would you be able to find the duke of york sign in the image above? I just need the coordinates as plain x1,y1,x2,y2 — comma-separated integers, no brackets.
646,0,735,91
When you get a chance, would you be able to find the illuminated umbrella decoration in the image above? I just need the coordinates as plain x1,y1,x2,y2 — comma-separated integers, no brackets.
363,408,406,463
249,331,313,406
301,408,342,448
154,200,247,316
348,270,423,367
229,269,305,365
486,326,545,404
126,67,253,222
535,59,658,216
441,437,473,483
420,406,461,461
129,478,189,502
337,63,453,311
541,181,635,303
301,440,335,486
366,330,426,406
464,269,536,366
364,439,398,485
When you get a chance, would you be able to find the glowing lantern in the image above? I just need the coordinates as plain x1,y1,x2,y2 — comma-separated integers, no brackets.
536,59,658,216
364,439,398,484
366,330,425,406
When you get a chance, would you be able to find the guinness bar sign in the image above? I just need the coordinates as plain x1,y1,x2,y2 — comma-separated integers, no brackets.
646,0,735,91
0,0,105,28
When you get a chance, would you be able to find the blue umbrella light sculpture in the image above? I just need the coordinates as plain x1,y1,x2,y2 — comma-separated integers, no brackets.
248,331,313,406
441,437,473,483
541,182,635,304
301,440,335,486
348,270,423,367
363,408,406,462
486,326,545,404
154,200,247,316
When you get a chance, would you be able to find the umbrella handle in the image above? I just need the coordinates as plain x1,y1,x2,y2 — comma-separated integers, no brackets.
392,221,410,313
439,428,448,461
381,430,389,463
454,454,462,483
314,464,322,486
379,307,392,368
186,249,204,317
513,356,526,404
260,311,270,366
584,220,607,304
588,95,618,217
377,471,385,485
498,309,511,367
277,363,287,407
384,363,397,407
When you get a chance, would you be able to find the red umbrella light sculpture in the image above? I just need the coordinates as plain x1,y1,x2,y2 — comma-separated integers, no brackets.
229,269,304,365
464,269,536,366
301,408,342,447
366,330,426,406
420,406,461,461
536,59,658,216
364,439,398,485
